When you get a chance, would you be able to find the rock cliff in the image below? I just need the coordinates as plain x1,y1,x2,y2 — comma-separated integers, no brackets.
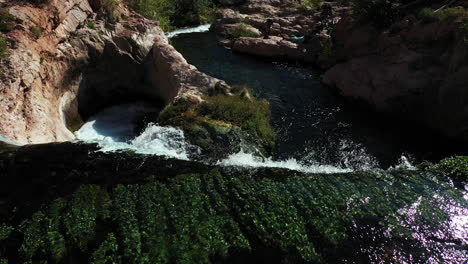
212,0,468,142
0,0,222,144
323,12,468,141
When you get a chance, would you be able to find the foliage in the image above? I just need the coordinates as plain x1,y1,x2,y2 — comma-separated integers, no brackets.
418,7,438,24
1,167,466,263
123,0,217,31
295,0,322,14
29,25,43,40
230,23,258,39
351,0,401,28
159,92,275,149
0,36,7,57
103,0,120,24
91,233,121,264
0,8,15,33
0,224,13,240
87,20,96,29
430,156,468,182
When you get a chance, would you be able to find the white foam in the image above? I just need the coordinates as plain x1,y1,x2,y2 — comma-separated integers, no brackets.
217,150,352,174
75,104,193,160
389,155,417,170
166,24,211,38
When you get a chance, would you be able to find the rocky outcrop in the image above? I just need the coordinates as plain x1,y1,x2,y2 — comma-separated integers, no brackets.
211,1,349,65
0,0,223,144
144,33,225,106
323,14,468,141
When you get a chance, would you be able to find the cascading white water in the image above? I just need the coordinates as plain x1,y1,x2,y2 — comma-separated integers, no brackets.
166,24,211,38
75,104,194,160
75,104,366,173
218,150,352,173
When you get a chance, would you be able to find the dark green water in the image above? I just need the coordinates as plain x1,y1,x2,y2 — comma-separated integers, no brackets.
171,32,462,170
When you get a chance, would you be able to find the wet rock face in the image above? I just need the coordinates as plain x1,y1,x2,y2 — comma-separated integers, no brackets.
322,16,468,142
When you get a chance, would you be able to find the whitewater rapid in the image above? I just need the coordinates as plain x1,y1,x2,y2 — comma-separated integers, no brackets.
75,104,381,174
166,24,211,38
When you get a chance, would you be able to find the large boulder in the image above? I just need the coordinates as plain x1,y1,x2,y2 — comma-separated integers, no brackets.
323,16,468,141
232,36,305,60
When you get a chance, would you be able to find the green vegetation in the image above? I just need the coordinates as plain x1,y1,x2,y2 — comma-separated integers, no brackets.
230,23,258,39
103,0,120,24
0,36,7,57
0,224,13,240
418,7,438,23
1,166,466,263
295,0,322,13
87,20,96,29
159,91,275,149
427,156,468,182
29,25,43,40
123,0,217,31
0,35,7,76
0,8,15,33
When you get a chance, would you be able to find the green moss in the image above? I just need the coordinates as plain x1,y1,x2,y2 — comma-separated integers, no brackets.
3,167,466,263
0,224,13,241
160,93,275,150
200,95,275,147
430,156,468,181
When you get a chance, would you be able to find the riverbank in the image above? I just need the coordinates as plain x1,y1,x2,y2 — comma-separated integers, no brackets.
211,0,468,144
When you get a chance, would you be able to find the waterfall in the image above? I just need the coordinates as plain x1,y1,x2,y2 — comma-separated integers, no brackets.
166,24,211,38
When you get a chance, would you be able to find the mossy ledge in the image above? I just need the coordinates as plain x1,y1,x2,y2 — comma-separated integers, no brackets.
0,143,467,263
159,90,275,160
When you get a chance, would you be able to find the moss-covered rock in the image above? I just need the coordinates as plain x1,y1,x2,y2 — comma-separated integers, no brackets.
418,156,468,184
159,92,275,161
0,143,466,264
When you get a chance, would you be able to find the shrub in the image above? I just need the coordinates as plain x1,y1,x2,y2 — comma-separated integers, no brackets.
0,8,15,33
102,0,120,24
230,23,257,39
87,20,96,29
352,0,401,29
418,7,437,23
0,36,7,57
123,0,217,31
199,95,275,146
295,0,322,13
29,25,43,40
